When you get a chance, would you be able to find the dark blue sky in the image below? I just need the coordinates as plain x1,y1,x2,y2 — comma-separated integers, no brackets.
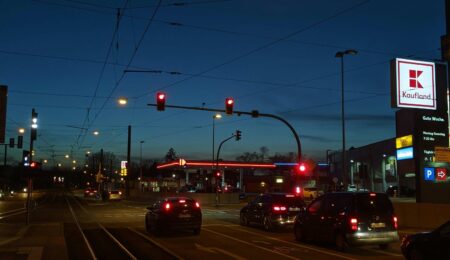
0,0,446,167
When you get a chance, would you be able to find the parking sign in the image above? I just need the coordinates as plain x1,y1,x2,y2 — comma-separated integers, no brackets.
424,167,435,181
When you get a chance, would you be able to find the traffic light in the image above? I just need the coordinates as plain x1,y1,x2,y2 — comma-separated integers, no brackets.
17,135,23,149
22,150,30,166
225,97,234,115
235,130,241,141
156,92,166,111
31,108,38,141
298,162,307,173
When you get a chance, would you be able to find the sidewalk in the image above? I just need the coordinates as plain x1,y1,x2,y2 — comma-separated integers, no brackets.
0,222,68,260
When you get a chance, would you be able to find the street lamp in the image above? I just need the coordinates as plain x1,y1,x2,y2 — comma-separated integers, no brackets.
118,97,128,106
335,49,357,187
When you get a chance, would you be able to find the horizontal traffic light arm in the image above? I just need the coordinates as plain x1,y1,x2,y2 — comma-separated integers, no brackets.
147,103,302,162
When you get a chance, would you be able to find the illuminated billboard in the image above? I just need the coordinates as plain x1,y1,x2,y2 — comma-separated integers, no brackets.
391,58,436,110
397,147,414,160
396,134,413,149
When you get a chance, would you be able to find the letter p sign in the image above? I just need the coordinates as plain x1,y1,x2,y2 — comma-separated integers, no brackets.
424,167,435,181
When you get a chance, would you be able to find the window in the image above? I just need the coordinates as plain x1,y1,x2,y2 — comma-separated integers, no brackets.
308,199,322,214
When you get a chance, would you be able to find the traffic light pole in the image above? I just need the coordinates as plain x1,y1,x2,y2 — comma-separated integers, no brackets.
147,104,302,163
215,134,237,206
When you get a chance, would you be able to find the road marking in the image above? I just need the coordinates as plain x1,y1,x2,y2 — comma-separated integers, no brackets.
195,243,248,260
203,227,300,260
128,227,185,260
364,247,402,257
0,225,29,246
229,227,356,260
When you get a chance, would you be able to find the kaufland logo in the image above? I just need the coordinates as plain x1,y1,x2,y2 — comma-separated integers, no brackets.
396,58,436,110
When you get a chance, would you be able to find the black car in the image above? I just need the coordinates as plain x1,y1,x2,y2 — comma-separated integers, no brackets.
145,197,202,235
294,192,399,251
401,220,450,260
240,193,306,231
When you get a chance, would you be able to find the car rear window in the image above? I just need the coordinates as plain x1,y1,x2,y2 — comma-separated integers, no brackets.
355,194,393,214
270,194,305,206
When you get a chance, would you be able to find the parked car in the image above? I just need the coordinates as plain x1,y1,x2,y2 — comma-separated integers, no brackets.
240,193,306,231
84,187,98,198
294,192,399,251
401,220,450,260
302,187,323,200
145,197,202,235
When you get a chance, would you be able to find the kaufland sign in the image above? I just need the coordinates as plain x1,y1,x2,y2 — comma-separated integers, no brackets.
391,58,436,110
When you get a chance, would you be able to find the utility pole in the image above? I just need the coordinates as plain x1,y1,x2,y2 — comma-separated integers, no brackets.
26,108,38,225
126,125,131,197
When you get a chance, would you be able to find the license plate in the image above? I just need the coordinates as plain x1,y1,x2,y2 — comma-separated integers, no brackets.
289,207,300,211
371,222,386,228
179,213,191,218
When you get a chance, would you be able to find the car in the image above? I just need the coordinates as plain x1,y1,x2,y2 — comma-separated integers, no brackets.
302,187,323,200
294,192,399,251
401,220,450,259
84,188,98,198
240,193,306,231
145,197,202,235
108,190,122,200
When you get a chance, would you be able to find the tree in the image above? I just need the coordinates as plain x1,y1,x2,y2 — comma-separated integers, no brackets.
164,148,177,162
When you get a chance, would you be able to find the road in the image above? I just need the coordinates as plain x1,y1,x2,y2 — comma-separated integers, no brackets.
0,189,408,259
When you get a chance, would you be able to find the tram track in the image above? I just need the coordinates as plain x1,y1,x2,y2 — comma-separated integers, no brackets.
65,194,179,260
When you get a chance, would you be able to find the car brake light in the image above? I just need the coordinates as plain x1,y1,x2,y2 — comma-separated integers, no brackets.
179,199,186,203
195,202,200,208
369,193,376,197
273,206,287,212
393,216,398,229
164,202,171,210
350,218,358,231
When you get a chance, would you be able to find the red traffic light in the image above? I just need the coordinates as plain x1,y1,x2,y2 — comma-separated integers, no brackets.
225,97,234,115
156,92,166,111
298,163,306,173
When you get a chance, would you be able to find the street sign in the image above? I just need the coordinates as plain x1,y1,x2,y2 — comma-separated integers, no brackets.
435,146,450,162
436,168,447,181
424,167,435,181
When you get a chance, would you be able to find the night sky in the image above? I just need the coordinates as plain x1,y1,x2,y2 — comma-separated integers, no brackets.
0,0,446,167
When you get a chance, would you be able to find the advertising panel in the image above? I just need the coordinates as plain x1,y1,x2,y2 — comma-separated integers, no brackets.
391,58,436,110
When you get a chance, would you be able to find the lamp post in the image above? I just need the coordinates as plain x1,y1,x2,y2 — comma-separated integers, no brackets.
335,49,357,187
212,113,222,191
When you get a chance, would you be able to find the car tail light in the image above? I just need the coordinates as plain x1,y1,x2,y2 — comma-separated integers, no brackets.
273,205,287,212
295,186,301,195
85,190,89,193
350,217,358,231
94,190,97,193
369,193,376,197
164,202,171,211
393,216,398,229
195,202,200,208
179,199,186,203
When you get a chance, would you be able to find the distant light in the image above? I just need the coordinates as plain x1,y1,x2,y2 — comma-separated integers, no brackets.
31,123,38,129
72,160,76,164
118,97,128,105
72,167,76,170
214,113,222,119
93,131,99,136
260,181,266,187
58,163,62,167
65,154,69,158
18,128,25,134
276,178,283,183
86,151,91,155
43,160,48,164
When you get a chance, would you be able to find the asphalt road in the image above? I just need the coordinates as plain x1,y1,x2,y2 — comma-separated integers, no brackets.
0,189,409,260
